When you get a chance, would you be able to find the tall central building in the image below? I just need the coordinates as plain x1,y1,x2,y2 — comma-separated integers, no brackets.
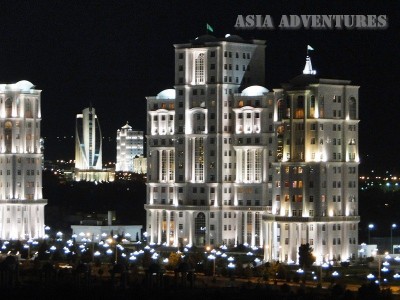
0,80,46,240
75,106,102,170
145,34,359,263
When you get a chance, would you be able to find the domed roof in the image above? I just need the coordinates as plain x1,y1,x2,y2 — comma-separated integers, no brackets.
224,34,244,42
288,74,318,87
192,34,218,43
241,85,269,96
15,80,35,92
156,89,175,100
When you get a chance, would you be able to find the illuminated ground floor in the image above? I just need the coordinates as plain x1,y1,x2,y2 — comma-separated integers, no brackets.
0,200,47,240
145,206,359,263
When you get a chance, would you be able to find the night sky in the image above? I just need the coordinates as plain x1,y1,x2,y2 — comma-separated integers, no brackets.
0,1,398,173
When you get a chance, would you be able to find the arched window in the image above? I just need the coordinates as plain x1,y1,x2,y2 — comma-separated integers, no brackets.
161,211,167,243
319,97,324,118
309,95,315,117
277,99,285,121
194,212,206,246
35,98,39,117
246,212,252,244
295,96,304,118
195,53,205,84
25,99,32,118
16,98,20,117
5,98,12,118
349,97,356,119
194,137,204,182
4,121,12,153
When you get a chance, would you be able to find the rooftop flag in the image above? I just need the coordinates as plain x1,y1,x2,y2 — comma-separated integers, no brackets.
207,23,214,33
307,45,314,51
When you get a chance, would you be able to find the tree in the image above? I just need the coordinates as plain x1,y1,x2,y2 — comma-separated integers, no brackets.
166,252,181,271
298,243,316,269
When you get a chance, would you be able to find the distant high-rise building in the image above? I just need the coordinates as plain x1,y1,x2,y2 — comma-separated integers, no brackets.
116,122,144,172
145,34,360,264
0,80,46,239
75,106,102,170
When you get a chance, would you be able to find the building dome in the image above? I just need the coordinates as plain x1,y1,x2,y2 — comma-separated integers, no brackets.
241,85,269,96
193,34,218,43
156,89,175,100
224,34,244,42
15,80,35,92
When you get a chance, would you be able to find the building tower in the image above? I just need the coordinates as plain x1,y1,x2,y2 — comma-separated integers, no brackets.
75,106,102,170
264,55,360,263
0,80,46,239
116,122,144,172
145,34,267,247
145,35,359,263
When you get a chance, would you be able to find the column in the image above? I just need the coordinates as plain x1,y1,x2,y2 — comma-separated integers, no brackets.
259,213,264,247
297,223,301,264
174,211,179,247
151,209,156,244
157,211,162,244
236,149,241,182
166,211,170,245
158,150,162,182
234,211,239,246
251,211,255,246
244,212,248,244
188,211,193,245
251,149,255,182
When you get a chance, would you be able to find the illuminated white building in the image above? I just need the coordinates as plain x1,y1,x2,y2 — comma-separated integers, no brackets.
116,122,144,172
0,80,46,240
145,35,359,263
264,65,360,264
75,106,102,170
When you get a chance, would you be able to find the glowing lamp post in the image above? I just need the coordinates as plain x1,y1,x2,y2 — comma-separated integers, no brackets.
23,244,30,260
391,224,397,254
208,254,216,278
332,271,339,279
107,238,119,264
368,224,374,244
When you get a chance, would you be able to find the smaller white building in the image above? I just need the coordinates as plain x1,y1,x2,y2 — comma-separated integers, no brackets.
116,122,144,172
74,169,115,182
358,243,378,258
71,224,142,243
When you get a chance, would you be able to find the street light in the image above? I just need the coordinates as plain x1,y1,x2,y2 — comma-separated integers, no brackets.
368,224,375,244
208,254,216,278
391,224,397,254
23,244,30,260
107,238,118,264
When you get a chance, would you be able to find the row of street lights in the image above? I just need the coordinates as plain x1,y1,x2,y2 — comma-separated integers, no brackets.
368,223,398,253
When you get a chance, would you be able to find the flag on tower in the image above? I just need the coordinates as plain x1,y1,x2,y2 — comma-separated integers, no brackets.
307,45,314,51
207,23,214,33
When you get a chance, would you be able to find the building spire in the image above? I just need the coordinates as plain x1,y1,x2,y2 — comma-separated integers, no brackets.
303,56,316,75
303,45,316,75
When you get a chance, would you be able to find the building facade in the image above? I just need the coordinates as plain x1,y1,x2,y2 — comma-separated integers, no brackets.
0,80,46,239
116,122,144,172
75,106,102,170
145,35,359,263
133,156,147,174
